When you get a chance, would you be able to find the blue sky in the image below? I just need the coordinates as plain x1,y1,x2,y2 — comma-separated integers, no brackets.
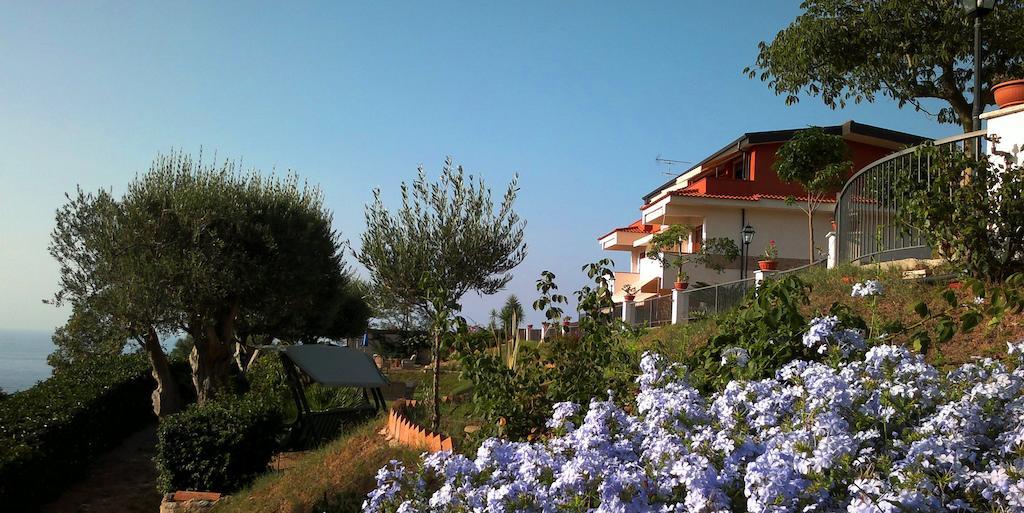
0,1,962,332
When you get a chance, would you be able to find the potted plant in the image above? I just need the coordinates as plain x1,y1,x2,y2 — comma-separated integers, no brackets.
647,224,740,291
993,74,1024,109
758,240,779,271
621,284,638,302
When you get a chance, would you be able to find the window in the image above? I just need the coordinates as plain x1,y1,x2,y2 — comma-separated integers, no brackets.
733,155,750,181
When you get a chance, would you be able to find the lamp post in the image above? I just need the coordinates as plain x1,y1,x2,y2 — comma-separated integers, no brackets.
962,0,997,134
741,224,755,279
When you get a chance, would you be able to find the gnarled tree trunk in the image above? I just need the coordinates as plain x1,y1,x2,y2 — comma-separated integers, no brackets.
142,326,182,417
189,306,238,404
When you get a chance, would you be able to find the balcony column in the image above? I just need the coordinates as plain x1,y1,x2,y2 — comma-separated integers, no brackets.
622,299,636,325
826,231,838,269
671,289,688,325
983,103,1024,164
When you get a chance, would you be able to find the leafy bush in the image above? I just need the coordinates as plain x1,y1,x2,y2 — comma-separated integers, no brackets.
457,261,640,442
895,146,1024,281
0,354,154,510
684,274,867,391
156,394,283,493
366,342,1024,513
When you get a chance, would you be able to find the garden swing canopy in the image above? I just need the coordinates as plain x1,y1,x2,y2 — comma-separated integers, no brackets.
279,344,389,388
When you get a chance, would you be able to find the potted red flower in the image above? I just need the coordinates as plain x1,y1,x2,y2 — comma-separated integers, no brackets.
622,284,638,302
758,240,779,271
673,272,689,291
994,75,1024,109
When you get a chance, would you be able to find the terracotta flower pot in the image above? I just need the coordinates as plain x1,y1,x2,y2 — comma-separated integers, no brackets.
673,281,688,290
623,294,636,302
758,260,778,271
993,79,1024,109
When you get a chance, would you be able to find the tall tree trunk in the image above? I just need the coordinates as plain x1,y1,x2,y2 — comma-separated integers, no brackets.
431,329,442,433
807,203,815,265
142,326,182,417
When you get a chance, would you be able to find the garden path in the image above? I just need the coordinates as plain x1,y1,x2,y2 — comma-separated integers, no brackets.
40,424,161,513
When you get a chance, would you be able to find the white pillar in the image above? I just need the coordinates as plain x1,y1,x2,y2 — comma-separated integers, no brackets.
540,322,548,341
825,231,838,269
671,289,688,325
622,300,636,325
754,269,777,288
983,103,1024,164
525,325,534,341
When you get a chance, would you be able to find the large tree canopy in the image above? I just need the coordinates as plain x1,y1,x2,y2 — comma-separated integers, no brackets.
50,151,368,410
747,0,1024,132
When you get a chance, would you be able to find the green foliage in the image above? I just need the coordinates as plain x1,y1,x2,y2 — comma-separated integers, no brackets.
499,294,525,337
774,127,850,194
49,150,364,404
894,147,1024,281
647,224,739,282
457,261,641,441
358,157,527,431
0,354,155,510
156,394,283,493
687,276,810,391
775,127,851,263
745,0,1024,131
531,271,568,323
47,302,133,370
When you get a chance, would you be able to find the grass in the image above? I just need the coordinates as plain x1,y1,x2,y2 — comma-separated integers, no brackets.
211,418,419,513
638,263,1024,369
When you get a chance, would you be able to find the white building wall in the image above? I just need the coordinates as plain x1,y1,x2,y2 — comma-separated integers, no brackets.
638,204,835,287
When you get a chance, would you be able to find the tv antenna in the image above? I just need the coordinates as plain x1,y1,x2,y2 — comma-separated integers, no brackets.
655,155,692,176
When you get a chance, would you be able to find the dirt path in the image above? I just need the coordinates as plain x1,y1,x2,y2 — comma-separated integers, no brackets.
40,424,162,513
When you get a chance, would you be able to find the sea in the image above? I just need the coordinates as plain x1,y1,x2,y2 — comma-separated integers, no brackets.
0,329,53,393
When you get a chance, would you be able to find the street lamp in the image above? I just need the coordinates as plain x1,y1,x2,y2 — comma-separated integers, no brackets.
961,0,997,133
741,224,755,279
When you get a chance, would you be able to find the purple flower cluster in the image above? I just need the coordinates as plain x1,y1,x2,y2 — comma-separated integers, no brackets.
364,337,1024,513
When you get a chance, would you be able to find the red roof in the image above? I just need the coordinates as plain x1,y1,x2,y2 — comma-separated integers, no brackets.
667,190,837,203
598,219,662,240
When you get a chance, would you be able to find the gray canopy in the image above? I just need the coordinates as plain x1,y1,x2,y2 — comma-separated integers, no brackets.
281,344,389,388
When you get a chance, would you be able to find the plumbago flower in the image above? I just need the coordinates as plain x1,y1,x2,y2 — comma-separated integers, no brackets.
851,280,884,297
364,338,1024,513
802,316,866,358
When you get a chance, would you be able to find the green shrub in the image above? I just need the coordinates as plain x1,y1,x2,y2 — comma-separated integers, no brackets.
684,274,865,392
156,394,283,493
0,353,155,510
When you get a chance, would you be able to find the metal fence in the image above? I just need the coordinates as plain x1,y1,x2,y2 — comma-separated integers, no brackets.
635,293,674,327
678,259,826,321
836,130,987,264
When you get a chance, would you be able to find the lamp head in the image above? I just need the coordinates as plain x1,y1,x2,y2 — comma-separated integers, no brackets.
961,0,997,15
741,224,755,244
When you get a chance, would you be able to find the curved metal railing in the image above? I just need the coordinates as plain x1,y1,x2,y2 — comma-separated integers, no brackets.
836,130,987,264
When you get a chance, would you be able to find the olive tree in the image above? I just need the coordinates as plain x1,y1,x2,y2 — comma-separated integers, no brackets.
359,157,527,431
50,151,368,412
774,127,852,264
746,0,1024,132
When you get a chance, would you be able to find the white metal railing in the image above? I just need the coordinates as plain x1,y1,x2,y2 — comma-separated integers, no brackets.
836,130,987,264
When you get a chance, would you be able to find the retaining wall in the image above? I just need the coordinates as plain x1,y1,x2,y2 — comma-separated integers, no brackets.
386,399,454,452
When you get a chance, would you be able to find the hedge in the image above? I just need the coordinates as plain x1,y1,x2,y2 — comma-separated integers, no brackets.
156,394,283,493
0,353,155,510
